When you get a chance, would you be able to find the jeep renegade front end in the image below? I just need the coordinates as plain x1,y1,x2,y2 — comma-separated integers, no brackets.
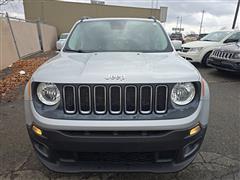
24,18,210,173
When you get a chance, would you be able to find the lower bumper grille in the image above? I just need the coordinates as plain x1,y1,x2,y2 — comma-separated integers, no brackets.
59,130,172,137
57,151,176,163
63,84,168,115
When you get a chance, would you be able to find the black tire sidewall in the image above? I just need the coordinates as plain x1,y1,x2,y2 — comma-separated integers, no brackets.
202,51,212,67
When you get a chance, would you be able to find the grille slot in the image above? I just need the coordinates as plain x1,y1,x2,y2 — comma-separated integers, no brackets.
155,85,168,113
79,86,91,114
125,86,137,114
140,85,152,114
94,86,106,114
63,85,76,114
109,86,121,114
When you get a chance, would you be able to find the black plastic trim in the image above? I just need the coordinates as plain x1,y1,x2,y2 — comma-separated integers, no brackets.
27,125,207,173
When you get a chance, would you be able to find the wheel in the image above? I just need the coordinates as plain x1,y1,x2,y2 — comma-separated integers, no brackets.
201,51,212,67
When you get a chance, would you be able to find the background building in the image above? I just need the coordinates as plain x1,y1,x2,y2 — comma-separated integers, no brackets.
23,0,168,35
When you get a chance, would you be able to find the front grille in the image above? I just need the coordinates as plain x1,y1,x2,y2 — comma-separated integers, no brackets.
211,50,234,59
181,47,190,52
63,84,168,115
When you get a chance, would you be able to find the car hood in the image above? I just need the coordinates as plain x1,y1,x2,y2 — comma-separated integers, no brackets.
32,52,201,84
217,42,240,52
182,40,221,48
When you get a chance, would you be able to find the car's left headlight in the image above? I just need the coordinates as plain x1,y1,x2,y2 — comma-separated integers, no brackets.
188,47,203,53
233,53,240,60
171,82,196,106
37,82,61,105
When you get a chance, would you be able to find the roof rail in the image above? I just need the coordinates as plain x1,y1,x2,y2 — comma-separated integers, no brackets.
148,16,157,22
80,16,91,22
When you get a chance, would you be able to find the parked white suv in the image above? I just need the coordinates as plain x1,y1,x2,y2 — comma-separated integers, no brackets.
25,18,210,173
179,30,240,66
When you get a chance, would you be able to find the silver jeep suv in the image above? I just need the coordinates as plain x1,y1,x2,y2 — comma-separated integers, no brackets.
24,18,210,173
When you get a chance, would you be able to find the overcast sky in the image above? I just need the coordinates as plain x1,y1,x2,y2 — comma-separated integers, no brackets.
1,0,239,34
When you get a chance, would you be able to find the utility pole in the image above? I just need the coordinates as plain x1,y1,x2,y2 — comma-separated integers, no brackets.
232,0,240,29
199,10,205,35
175,16,179,33
156,0,159,9
6,12,20,58
150,0,153,16
179,16,182,33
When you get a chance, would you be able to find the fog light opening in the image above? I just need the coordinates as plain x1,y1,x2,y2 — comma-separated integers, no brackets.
189,125,201,136
32,125,42,136
33,141,49,158
184,141,200,158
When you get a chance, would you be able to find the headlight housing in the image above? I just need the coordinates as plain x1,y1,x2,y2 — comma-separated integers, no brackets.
37,83,60,105
233,53,240,60
171,83,196,106
188,47,203,53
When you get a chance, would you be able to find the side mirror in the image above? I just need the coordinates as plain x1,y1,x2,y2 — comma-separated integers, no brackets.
172,40,182,51
56,39,66,50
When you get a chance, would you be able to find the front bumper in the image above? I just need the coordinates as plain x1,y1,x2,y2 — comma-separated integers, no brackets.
178,51,201,62
208,57,240,72
27,125,207,173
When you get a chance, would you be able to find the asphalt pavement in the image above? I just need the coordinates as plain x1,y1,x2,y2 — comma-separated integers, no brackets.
0,63,239,180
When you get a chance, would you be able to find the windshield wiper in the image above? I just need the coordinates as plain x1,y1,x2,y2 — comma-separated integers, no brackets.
64,48,86,53
201,39,212,41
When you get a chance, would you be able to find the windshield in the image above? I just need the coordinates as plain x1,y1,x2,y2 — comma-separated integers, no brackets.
201,31,231,42
64,20,173,53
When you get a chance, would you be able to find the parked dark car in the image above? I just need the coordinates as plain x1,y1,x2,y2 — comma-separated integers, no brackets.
208,42,240,73
170,33,184,43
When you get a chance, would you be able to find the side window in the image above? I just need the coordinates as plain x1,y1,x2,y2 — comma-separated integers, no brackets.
224,32,240,43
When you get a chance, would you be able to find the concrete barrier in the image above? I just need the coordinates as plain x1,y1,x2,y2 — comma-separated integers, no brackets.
0,17,19,70
40,23,58,52
0,15,58,70
11,20,41,57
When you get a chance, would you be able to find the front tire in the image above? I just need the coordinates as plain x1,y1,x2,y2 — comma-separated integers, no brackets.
201,51,212,67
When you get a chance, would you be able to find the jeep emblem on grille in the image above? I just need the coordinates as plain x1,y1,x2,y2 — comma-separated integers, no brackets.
104,75,125,81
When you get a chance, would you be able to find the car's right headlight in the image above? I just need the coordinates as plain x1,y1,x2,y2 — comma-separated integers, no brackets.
37,82,61,106
233,53,240,60
171,82,196,106
188,47,203,53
